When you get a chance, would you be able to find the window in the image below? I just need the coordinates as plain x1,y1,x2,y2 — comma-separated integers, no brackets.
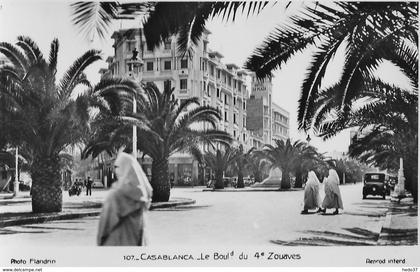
146,61,154,71
181,59,188,69
233,80,237,89
243,117,246,127
217,70,221,79
114,62,119,75
217,88,220,98
207,85,210,96
164,60,171,70
164,80,172,92
233,114,236,124
233,97,236,106
180,79,188,89
210,65,215,76
224,112,228,122
203,81,206,92
224,94,228,105
127,41,136,52
243,102,246,110
243,133,246,142
164,40,171,50
233,130,236,138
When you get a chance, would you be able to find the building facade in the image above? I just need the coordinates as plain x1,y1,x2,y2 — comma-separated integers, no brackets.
100,28,251,185
99,28,290,185
246,74,289,148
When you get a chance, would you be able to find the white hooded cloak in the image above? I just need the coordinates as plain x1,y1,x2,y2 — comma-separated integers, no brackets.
303,171,321,210
322,169,344,209
97,152,153,246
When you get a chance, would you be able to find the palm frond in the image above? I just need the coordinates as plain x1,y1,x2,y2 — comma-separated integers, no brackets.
59,49,102,98
71,2,120,40
0,42,28,74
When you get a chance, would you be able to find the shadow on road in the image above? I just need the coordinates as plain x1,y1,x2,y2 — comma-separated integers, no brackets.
271,227,379,246
19,225,83,231
152,205,211,212
0,228,48,235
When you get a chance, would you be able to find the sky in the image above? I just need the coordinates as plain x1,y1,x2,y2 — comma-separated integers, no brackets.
0,1,411,156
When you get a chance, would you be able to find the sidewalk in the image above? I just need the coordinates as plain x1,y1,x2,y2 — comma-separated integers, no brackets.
0,189,195,228
378,196,418,245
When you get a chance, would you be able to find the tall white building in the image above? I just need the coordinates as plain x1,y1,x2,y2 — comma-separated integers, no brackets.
246,74,289,148
102,28,251,185
103,28,251,148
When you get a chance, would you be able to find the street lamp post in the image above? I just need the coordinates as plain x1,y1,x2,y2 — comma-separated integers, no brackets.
395,157,406,198
14,147,19,196
127,47,143,159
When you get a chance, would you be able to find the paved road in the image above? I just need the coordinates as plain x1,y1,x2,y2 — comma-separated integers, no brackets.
0,183,390,246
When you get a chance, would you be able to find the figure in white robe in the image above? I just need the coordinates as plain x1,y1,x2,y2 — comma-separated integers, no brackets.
97,152,153,246
321,169,344,215
301,171,321,214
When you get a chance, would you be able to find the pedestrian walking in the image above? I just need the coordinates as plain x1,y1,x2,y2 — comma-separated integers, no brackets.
97,152,153,246
301,171,322,214
320,169,343,215
86,176,93,196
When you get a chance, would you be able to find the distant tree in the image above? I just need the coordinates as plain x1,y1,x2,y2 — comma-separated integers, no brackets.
261,139,307,189
245,148,269,184
204,147,238,189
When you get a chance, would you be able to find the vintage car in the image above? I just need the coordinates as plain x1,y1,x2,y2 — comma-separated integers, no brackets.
362,173,388,199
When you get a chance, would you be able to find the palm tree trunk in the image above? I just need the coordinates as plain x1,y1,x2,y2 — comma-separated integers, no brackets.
237,171,244,188
294,169,303,188
253,170,262,183
151,156,170,202
280,169,291,190
31,155,62,213
214,170,224,189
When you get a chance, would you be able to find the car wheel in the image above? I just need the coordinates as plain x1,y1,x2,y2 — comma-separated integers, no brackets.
382,194,386,199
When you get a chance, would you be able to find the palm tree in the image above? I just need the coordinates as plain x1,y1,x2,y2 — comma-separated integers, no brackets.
246,148,269,184
349,128,418,202
261,139,307,189
292,144,324,188
229,144,248,188
71,2,269,55
313,77,417,200
71,2,417,131
0,36,135,212
245,2,418,131
83,83,232,201
204,146,238,189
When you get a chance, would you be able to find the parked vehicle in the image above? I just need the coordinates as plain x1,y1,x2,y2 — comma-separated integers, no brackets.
18,181,31,191
68,183,82,196
92,180,104,188
362,173,388,199
206,179,215,189
223,177,234,187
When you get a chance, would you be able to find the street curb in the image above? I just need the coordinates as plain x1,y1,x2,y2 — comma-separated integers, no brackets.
150,199,196,210
0,198,196,228
202,188,302,192
377,210,393,245
0,194,31,200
